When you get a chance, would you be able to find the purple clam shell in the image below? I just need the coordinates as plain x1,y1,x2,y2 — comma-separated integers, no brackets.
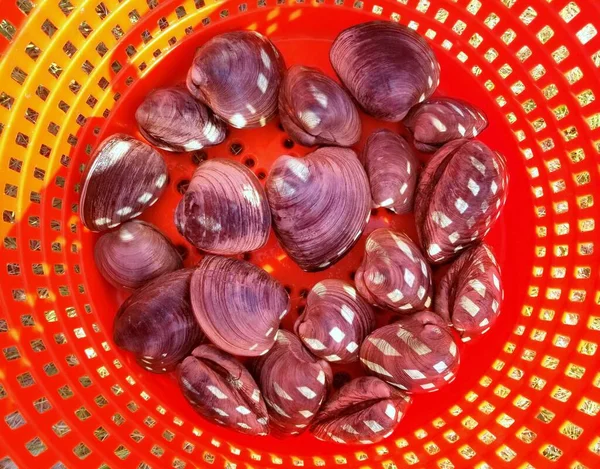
404,97,489,152
266,147,371,272
187,31,285,129
190,255,290,357
95,220,182,290
252,330,332,437
135,87,227,152
310,376,411,445
295,280,376,364
414,139,509,264
436,243,503,342
330,21,440,121
361,129,419,214
360,311,460,394
279,65,361,147
79,134,168,231
179,345,270,436
175,159,271,255
113,269,203,373
355,228,433,313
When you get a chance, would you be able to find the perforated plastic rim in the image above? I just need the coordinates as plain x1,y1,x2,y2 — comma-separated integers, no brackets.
0,0,599,468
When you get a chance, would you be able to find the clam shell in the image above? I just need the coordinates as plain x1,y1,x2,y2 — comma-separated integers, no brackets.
175,159,271,255
266,147,371,271
355,228,433,313
436,243,503,341
295,280,376,363
279,65,361,147
113,269,203,373
404,97,489,152
187,31,285,128
414,139,509,264
360,311,460,393
330,21,440,121
94,220,182,289
190,255,290,356
80,134,168,231
135,87,227,152
310,376,411,444
179,345,269,436
252,330,332,437
361,129,419,214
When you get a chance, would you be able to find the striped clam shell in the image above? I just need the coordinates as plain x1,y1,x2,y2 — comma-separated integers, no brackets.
175,159,271,255
330,21,440,121
187,31,285,129
360,311,460,394
266,147,371,272
310,376,411,445
113,269,203,373
190,256,290,357
415,139,509,264
252,330,332,437
361,129,419,214
135,87,226,152
355,228,433,313
436,243,503,342
179,345,269,436
295,280,376,364
404,97,488,153
279,65,361,147
79,134,168,232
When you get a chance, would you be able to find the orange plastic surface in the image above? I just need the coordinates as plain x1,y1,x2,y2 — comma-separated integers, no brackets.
1,0,600,468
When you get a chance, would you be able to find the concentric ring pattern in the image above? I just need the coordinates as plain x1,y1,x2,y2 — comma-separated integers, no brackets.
0,0,600,468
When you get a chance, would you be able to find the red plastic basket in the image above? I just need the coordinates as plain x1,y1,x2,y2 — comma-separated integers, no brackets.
1,0,600,467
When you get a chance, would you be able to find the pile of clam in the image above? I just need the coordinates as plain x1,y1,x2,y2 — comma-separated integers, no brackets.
82,21,508,444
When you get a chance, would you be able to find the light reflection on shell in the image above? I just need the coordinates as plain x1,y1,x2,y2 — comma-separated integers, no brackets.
190,255,290,357
252,330,332,437
295,279,376,364
436,243,503,341
310,376,411,444
187,31,285,129
135,87,227,152
95,220,182,289
79,134,168,232
179,345,270,436
279,65,361,147
266,147,371,271
360,311,460,394
175,159,271,255
330,21,440,121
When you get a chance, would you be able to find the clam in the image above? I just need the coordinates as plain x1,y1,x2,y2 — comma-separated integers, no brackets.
355,228,432,313
94,220,182,289
279,65,361,147
436,243,503,341
404,97,489,152
311,376,411,444
179,345,269,436
113,269,203,372
80,134,168,231
295,280,376,363
361,129,419,213
187,31,285,128
191,255,290,356
135,87,226,152
175,159,271,255
360,311,460,393
266,147,371,271
330,21,440,121
414,139,509,264
252,330,332,437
